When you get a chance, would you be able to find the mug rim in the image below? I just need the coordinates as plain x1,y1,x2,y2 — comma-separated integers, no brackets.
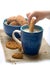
20,24,43,34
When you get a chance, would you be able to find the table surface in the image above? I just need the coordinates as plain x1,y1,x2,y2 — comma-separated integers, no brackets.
0,29,50,65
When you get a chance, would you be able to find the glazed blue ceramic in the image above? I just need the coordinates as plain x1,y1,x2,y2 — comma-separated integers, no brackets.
3,19,21,38
21,25,43,55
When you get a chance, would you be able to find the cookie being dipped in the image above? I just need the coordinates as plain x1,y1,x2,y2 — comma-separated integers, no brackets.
29,18,35,32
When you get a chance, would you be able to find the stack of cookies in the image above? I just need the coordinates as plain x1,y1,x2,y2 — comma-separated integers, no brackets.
7,15,28,26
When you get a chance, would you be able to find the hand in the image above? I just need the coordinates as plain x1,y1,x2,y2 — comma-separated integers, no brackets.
27,11,50,24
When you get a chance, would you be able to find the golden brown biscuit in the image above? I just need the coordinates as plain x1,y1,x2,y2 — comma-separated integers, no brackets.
7,16,17,24
9,21,20,26
9,21,17,26
6,40,22,50
29,18,35,32
7,15,28,26
12,53,23,59
16,15,28,26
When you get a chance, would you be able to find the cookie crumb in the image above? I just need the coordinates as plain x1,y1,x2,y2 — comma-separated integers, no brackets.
44,51,48,54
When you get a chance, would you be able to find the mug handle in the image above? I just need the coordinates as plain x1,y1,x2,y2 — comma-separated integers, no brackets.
12,30,21,44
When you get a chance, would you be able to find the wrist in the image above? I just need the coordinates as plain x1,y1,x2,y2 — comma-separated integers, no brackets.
46,12,50,19
47,15,50,19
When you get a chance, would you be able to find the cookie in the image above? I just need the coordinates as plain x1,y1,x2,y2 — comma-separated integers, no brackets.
6,40,22,50
7,15,28,26
12,53,23,59
7,16,17,24
9,21,20,26
29,18,35,32
16,15,28,25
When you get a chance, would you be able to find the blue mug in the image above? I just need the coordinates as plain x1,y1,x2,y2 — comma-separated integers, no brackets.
12,24,43,55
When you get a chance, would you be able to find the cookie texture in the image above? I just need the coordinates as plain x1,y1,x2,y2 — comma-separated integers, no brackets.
16,15,27,25
12,53,23,59
6,39,22,50
7,15,28,26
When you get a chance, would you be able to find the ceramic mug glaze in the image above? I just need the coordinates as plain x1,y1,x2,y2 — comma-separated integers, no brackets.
12,24,43,55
